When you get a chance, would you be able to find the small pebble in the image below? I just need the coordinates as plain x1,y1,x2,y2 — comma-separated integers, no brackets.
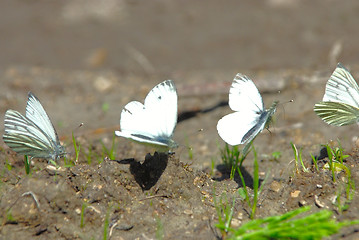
270,181,282,192
184,209,193,215
75,208,81,214
299,200,307,206
314,195,325,208
291,190,301,198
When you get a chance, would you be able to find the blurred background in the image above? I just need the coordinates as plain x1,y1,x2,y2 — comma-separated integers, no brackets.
1,0,359,74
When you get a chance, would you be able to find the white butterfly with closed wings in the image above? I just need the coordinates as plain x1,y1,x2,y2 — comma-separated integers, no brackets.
115,80,178,151
314,63,359,126
3,92,66,160
217,73,278,146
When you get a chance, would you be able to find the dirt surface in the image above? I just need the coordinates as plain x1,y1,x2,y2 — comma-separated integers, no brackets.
1,1,359,239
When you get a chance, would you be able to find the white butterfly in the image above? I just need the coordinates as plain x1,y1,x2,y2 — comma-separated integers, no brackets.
314,63,359,126
3,92,66,160
115,80,178,151
217,73,278,146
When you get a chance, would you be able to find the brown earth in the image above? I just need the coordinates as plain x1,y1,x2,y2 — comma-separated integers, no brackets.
1,1,359,239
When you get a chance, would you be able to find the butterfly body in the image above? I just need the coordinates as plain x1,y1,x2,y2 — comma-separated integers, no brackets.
115,80,178,151
217,73,277,146
241,101,278,144
3,92,65,160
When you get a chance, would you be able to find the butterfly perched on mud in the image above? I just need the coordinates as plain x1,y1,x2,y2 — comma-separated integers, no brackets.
217,73,278,146
314,63,359,126
3,92,66,160
115,80,178,151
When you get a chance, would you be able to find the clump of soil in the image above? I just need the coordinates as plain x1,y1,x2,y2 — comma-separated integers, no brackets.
1,144,359,239
0,151,219,239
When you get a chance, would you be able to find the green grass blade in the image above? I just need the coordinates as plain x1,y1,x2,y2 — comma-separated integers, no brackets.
251,146,259,219
227,206,359,240
24,155,30,175
72,132,80,163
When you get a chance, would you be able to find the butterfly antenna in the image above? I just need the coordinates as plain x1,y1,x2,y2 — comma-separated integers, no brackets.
279,99,294,120
61,123,84,160
178,128,203,148
71,122,84,141
73,122,84,132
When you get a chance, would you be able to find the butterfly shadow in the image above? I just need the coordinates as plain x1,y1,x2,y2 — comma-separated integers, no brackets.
177,101,228,123
213,164,262,189
116,152,168,191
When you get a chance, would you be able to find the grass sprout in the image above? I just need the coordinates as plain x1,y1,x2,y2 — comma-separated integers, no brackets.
251,147,259,218
185,137,193,160
210,158,216,177
80,202,87,228
236,146,262,219
213,188,236,237
271,151,281,161
314,142,354,210
327,161,355,211
72,132,81,163
101,133,116,161
156,217,164,240
102,102,109,114
310,153,319,172
6,209,15,223
5,157,12,171
24,155,30,175
103,207,110,240
220,142,252,180
217,206,359,240
290,142,308,173
323,142,349,182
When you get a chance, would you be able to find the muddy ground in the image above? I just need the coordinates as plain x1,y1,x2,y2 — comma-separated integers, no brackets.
1,1,359,239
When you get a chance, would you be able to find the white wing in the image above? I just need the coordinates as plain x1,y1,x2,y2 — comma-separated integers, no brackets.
115,80,178,148
144,80,177,138
217,111,263,146
323,63,359,108
229,73,264,113
3,109,65,159
26,92,60,144
116,101,170,146
314,101,359,126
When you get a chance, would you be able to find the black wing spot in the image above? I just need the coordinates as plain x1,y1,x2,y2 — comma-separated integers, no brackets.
124,108,133,114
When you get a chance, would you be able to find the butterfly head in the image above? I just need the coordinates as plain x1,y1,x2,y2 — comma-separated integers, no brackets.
50,144,67,160
150,137,178,152
268,101,279,114
166,138,179,149
264,101,279,128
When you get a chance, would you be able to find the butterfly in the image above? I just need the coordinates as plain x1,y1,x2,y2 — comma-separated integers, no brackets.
3,92,66,160
217,73,278,146
314,63,359,126
115,80,178,151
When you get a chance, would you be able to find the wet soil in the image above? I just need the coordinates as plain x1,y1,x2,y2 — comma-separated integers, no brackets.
1,1,359,239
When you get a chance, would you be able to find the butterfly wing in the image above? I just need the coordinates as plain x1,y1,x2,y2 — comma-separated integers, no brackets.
26,92,60,144
229,73,264,113
217,111,263,145
115,80,178,148
115,101,166,144
3,110,62,159
144,80,178,139
314,101,359,126
217,74,267,145
323,63,359,107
